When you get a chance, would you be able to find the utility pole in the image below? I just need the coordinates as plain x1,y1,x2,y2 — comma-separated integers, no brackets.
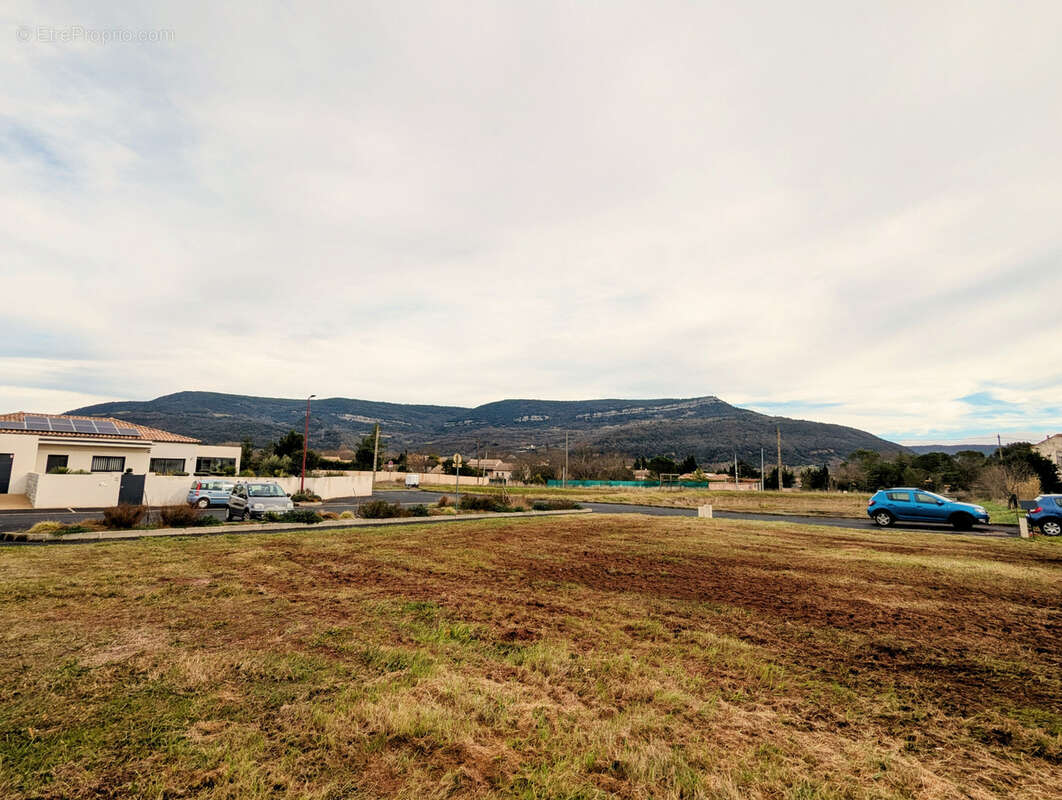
734,452,739,491
563,432,569,488
300,394,315,493
371,423,380,492
760,448,764,492
776,427,783,491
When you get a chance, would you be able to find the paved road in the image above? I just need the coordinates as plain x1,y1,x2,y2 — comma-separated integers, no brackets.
0,489,1017,538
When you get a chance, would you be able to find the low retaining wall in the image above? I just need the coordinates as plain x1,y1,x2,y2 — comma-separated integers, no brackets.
144,473,374,505
28,473,121,508
374,470,492,487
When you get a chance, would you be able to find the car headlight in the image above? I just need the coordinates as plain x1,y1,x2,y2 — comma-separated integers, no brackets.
253,503,265,510
286,502,294,509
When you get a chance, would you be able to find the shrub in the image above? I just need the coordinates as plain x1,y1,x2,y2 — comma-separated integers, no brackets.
458,495,504,512
56,524,89,534
25,522,89,536
102,504,147,529
290,490,322,503
28,521,66,534
358,500,405,519
194,515,222,527
339,510,355,519
320,511,339,520
158,505,202,528
408,504,429,517
531,499,581,511
264,509,324,524
436,495,452,507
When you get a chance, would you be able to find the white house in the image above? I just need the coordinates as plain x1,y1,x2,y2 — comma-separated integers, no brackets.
0,412,241,508
466,458,514,481
1033,434,1062,479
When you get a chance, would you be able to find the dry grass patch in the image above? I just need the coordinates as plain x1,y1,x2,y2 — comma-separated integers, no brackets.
0,517,1059,798
463,486,875,517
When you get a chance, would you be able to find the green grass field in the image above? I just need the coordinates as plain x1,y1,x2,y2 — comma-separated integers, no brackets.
1,515,1058,798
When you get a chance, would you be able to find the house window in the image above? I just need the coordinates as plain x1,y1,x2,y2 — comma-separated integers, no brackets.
91,456,126,472
150,458,186,474
46,455,69,473
195,457,237,475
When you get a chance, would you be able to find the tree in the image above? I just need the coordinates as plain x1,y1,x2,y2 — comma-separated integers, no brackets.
647,456,679,476
353,434,378,471
991,443,1062,493
764,467,796,489
719,460,760,479
240,438,255,467
273,430,304,461
679,454,698,473
802,464,830,490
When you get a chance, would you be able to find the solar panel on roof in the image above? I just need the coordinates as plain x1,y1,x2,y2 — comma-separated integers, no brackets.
93,421,119,434
115,426,140,437
0,420,26,430
24,418,51,431
72,419,98,434
48,418,76,431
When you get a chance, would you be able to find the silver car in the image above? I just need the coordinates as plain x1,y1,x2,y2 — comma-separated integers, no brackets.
226,481,294,520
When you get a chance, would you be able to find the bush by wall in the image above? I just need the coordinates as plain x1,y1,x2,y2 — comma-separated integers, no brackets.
102,504,147,529
158,505,202,528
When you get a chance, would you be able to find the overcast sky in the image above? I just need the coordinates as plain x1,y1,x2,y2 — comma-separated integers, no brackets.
2,2,1060,444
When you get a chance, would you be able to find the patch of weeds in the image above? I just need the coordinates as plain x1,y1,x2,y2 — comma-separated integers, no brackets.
263,509,323,524
531,499,581,511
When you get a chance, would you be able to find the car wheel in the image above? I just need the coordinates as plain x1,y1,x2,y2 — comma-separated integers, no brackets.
950,513,974,531
196,497,210,509
873,510,895,527
225,509,234,521
1041,519,1062,536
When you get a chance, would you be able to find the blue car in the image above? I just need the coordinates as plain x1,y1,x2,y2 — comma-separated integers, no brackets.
1028,495,1062,536
186,479,236,508
867,488,989,530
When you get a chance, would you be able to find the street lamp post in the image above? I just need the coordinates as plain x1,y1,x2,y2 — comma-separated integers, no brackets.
301,394,316,492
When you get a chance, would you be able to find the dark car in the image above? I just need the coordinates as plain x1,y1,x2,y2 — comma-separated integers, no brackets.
867,488,989,530
1027,495,1062,536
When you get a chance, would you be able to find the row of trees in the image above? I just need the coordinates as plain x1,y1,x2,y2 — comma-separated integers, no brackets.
829,444,1061,498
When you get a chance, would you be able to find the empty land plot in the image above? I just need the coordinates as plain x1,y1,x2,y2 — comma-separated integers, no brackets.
0,516,1059,799
460,487,876,517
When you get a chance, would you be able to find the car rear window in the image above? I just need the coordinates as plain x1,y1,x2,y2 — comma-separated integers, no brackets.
886,491,910,502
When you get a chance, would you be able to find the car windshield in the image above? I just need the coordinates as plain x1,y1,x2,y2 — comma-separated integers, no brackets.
248,484,285,497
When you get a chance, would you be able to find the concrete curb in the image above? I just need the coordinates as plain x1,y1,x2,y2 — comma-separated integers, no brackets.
11,508,594,544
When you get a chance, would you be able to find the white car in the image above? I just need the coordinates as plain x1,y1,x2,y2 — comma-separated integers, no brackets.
404,473,420,488
226,481,294,520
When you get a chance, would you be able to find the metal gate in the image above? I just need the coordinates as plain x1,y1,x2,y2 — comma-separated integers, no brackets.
118,473,145,505
0,453,12,494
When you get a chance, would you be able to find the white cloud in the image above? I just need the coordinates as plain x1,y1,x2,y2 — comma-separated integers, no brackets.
1,1,1060,441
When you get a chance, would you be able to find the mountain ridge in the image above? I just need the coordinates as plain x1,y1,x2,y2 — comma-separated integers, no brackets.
66,391,905,464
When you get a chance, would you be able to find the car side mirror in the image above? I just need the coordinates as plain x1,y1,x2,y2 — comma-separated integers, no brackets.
937,500,944,505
